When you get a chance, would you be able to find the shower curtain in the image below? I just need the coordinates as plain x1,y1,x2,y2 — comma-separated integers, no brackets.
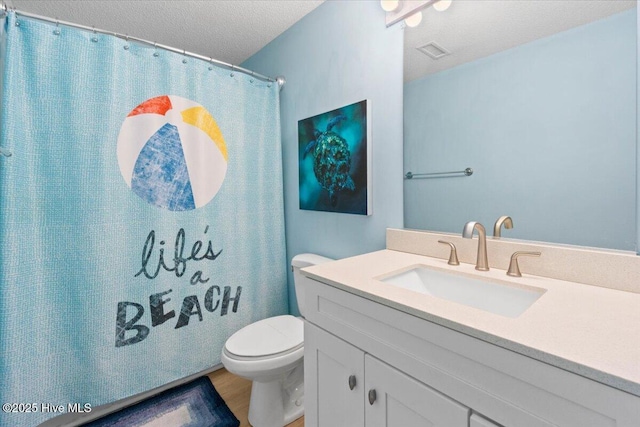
0,11,287,427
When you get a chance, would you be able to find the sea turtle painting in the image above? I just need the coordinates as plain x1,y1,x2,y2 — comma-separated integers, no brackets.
302,115,355,207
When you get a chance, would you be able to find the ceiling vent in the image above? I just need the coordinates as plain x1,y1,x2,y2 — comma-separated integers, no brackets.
417,41,450,60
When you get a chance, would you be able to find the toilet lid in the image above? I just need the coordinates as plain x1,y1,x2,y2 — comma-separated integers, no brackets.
225,315,303,358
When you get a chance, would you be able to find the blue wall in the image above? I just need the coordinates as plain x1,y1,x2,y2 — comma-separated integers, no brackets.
243,1,404,313
404,10,636,251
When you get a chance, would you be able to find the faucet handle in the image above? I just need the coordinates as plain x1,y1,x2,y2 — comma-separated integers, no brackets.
438,240,460,266
507,251,541,277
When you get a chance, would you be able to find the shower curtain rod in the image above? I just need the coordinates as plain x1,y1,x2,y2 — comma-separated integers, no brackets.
0,4,285,88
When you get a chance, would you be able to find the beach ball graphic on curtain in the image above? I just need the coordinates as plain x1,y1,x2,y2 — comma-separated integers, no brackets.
117,95,228,211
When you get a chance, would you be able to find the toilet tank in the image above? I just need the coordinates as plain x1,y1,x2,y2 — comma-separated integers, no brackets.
291,253,334,317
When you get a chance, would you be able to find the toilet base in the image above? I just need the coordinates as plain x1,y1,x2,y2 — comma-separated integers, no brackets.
247,364,304,427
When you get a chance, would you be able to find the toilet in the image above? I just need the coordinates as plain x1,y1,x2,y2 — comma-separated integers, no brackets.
221,253,333,427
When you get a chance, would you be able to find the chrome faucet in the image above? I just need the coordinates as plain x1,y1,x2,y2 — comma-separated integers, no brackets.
462,221,489,271
493,216,513,238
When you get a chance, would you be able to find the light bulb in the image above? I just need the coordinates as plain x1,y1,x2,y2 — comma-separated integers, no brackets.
404,11,422,27
380,0,400,12
433,0,452,12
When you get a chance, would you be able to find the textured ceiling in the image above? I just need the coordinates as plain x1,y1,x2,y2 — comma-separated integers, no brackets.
8,0,324,68
405,0,636,82
7,1,636,84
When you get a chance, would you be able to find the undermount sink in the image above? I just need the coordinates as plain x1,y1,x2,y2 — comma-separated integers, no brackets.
380,266,546,318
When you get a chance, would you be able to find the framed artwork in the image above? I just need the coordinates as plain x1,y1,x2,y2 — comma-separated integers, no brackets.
298,99,371,215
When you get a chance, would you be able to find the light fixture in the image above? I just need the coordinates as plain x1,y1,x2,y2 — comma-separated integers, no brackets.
380,0,400,12
433,0,452,12
404,11,422,27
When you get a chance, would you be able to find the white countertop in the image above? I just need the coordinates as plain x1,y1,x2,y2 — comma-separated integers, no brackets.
302,249,640,397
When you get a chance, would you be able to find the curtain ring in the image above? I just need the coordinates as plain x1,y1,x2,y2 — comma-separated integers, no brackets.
182,49,187,64
208,57,214,71
230,65,235,77
91,26,98,42
0,146,12,157
123,34,130,50
53,18,60,35
153,42,159,57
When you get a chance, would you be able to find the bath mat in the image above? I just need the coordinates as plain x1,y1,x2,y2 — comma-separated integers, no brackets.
82,377,239,427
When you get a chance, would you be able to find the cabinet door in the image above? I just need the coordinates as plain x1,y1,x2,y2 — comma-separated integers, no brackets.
365,355,470,427
304,322,365,427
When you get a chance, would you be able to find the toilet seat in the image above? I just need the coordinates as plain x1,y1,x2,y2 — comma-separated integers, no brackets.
224,315,303,360
223,343,303,361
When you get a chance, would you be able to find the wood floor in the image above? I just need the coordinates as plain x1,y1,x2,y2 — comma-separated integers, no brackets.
208,368,305,427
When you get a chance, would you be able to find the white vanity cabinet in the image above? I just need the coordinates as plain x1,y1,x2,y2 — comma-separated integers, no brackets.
301,274,640,427
305,322,470,427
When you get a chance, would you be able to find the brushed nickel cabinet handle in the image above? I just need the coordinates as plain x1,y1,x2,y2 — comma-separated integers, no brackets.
348,375,356,390
368,389,377,405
